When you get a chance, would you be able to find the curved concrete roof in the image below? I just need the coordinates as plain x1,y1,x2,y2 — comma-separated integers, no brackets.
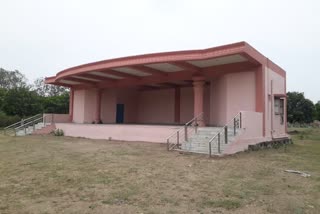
45,41,285,88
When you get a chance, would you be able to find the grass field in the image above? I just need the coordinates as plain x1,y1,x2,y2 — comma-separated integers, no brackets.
0,129,320,214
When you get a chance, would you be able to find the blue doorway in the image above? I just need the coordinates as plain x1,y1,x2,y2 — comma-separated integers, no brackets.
116,104,124,123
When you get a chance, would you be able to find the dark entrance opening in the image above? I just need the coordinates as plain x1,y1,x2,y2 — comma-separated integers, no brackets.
116,104,124,123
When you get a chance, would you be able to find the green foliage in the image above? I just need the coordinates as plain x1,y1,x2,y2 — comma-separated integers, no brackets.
42,92,69,114
0,68,27,89
2,87,43,117
32,77,68,97
0,111,20,127
287,92,315,123
314,102,320,121
0,70,69,121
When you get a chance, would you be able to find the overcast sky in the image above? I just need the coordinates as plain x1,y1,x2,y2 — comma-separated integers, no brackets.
1,0,319,101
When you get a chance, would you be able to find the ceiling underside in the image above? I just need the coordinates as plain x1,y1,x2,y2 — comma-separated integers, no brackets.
50,53,258,89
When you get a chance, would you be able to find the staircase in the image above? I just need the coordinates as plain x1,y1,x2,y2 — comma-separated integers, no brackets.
166,112,243,156
3,114,54,136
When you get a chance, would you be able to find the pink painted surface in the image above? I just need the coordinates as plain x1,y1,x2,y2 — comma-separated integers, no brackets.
180,87,194,124
224,111,265,154
265,68,286,138
101,89,117,123
193,80,205,126
209,76,227,126
55,123,181,143
116,88,138,123
32,124,56,135
43,114,70,123
137,88,175,124
73,90,85,123
83,89,98,123
226,71,256,122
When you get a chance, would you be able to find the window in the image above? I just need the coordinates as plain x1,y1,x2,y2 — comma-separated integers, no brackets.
274,97,284,124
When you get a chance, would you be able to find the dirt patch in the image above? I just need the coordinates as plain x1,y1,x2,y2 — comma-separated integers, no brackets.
0,130,320,213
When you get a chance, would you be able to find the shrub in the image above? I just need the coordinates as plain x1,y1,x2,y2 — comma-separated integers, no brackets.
0,111,21,128
53,128,64,136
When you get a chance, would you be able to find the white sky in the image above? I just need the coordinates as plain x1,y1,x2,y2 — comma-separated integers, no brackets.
0,0,319,101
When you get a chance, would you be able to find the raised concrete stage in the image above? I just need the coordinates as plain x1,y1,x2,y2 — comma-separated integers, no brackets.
55,123,183,143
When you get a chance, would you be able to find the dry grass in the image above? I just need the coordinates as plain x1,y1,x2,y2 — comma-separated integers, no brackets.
0,129,320,214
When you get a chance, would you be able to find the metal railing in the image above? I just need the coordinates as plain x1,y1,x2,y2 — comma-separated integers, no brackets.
166,112,204,151
3,114,44,136
208,112,242,157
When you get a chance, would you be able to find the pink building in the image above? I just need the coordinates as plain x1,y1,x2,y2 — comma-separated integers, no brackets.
45,42,288,155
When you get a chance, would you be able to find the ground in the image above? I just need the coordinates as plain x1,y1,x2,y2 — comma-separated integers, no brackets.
0,129,320,214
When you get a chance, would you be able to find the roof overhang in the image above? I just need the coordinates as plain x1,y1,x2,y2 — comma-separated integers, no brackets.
45,41,286,89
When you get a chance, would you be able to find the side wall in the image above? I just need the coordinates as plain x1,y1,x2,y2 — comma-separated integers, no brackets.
209,71,256,126
265,67,286,138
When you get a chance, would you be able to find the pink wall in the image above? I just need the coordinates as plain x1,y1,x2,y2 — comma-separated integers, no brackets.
55,123,179,143
226,71,256,122
137,88,175,124
101,89,116,123
210,76,227,126
265,67,286,138
73,89,85,123
44,114,70,123
116,88,138,123
180,87,194,123
84,89,97,123
224,111,265,154
209,71,255,126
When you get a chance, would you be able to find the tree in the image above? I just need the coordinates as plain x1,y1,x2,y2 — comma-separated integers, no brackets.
0,68,27,89
2,87,43,117
287,92,315,123
43,92,69,114
32,77,68,97
314,101,320,121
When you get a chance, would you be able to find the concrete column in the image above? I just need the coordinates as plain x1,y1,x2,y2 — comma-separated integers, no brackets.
193,78,205,126
174,87,180,124
69,88,74,122
95,89,102,123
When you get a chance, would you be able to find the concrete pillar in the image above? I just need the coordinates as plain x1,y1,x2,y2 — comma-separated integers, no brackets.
193,77,205,126
174,87,180,124
69,88,74,122
95,89,102,123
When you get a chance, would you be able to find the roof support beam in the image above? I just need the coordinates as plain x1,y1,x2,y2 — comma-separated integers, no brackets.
130,65,168,77
170,61,201,73
98,69,140,80
79,73,116,84
64,77,97,86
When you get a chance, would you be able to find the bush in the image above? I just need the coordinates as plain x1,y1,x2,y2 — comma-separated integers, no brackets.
53,128,64,136
0,111,21,128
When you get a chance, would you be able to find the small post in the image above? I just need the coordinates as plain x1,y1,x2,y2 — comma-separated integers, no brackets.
218,133,221,153
184,125,188,141
234,118,236,135
225,126,228,144
239,112,242,128
209,141,212,158
177,131,180,148
195,118,198,133
167,139,170,151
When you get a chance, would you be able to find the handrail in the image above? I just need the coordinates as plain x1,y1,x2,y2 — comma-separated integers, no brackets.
208,112,242,156
4,114,42,130
166,112,204,151
208,112,241,143
14,117,43,130
185,112,204,126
